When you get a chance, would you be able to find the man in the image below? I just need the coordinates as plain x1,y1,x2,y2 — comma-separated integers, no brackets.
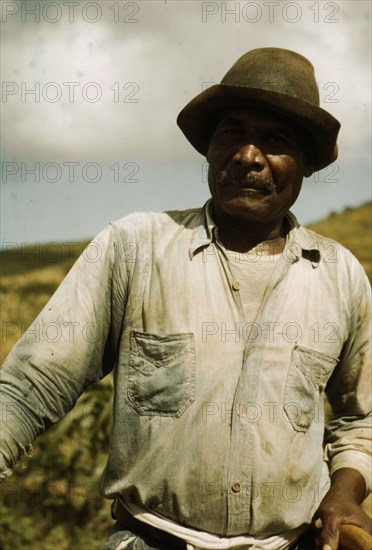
0,48,371,550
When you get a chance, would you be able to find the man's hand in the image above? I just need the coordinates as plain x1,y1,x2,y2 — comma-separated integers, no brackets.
315,468,372,550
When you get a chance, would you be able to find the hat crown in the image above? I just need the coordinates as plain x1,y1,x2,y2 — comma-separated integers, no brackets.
221,48,320,106
176,47,340,171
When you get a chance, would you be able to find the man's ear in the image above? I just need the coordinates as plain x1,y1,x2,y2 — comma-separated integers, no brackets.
304,162,315,178
302,148,315,178
299,130,315,178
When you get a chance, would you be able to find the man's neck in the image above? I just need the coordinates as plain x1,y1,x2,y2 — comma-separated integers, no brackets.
212,207,288,253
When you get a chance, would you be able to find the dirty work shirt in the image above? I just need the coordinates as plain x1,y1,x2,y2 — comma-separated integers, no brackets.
0,200,371,540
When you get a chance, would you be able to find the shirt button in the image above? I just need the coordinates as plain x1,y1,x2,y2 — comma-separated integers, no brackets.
231,481,241,493
232,281,240,291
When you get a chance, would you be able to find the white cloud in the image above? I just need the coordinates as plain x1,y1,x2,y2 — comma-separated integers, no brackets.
2,0,371,163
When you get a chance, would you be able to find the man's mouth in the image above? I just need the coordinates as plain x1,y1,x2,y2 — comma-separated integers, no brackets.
217,168,276,194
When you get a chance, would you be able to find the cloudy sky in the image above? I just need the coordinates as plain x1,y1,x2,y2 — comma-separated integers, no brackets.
1,0,371,245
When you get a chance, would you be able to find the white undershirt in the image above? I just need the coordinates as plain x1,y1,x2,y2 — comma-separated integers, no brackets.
122,499,307,550
226,238,285,325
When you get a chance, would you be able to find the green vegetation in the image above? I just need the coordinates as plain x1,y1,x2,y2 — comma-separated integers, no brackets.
307,201,371,281
0,203,371,549
0,240,112,549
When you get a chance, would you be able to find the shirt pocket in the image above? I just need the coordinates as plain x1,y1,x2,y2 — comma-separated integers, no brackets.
284,345,338,432
127,330,196,417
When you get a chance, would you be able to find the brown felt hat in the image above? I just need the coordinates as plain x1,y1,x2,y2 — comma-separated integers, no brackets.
177,48,340,171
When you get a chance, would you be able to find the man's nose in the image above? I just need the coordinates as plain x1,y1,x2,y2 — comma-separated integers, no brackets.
232,143,265,170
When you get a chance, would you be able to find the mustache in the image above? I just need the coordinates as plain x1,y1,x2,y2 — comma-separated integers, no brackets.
216,167,276,194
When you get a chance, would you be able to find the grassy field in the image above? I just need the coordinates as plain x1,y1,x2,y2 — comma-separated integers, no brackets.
0,202,371,549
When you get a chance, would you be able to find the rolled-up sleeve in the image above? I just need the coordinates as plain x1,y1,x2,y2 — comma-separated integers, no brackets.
0,224,126,479
324,263,372,495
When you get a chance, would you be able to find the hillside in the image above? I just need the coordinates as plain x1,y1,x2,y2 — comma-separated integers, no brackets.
307,201,371,281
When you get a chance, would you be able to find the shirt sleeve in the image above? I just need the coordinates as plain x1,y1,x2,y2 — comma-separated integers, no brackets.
0,223,127,480
324,259,372,496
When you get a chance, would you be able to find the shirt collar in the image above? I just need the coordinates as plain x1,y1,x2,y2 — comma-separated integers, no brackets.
189,199,322,267
188,200,215,259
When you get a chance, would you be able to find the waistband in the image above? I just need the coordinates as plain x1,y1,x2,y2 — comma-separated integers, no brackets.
112,499,316,550
112,499,187,549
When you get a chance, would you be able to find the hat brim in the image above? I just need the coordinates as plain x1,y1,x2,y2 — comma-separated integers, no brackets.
177,84,340,171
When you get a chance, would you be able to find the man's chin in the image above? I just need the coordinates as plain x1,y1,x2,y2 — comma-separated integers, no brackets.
220,196,277,220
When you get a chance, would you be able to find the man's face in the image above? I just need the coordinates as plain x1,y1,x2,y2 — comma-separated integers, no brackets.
207,107,313,225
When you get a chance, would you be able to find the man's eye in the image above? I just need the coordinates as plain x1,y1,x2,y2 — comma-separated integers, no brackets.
221,128,240,136
267,134,289,144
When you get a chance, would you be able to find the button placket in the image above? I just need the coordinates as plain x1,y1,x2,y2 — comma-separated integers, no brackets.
214,243,252,534
215,238,292,535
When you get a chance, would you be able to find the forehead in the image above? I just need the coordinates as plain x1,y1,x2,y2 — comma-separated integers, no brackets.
215,106,297,131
